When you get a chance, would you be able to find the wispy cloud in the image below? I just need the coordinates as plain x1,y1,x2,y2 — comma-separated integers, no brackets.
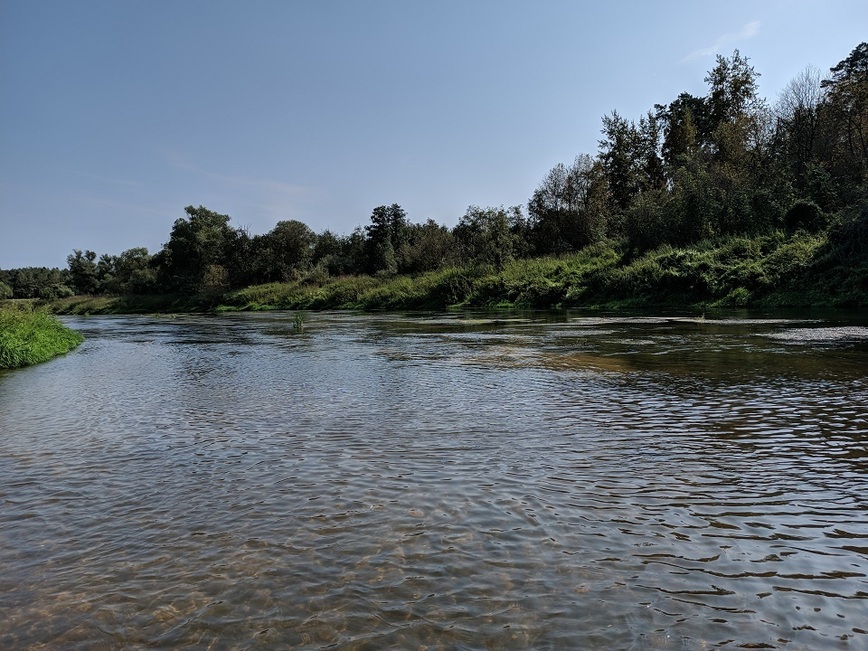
164,150,313,197
73,194,170,216
161,149,320,225
64,170,147,189
682,20,761,62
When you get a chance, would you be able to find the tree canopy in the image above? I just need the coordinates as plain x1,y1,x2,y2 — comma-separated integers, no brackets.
3,42,866,304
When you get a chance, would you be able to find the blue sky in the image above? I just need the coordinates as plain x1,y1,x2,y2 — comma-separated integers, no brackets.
1,0,865,269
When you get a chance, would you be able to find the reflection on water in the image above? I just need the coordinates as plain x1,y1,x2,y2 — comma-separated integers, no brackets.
1,311,867,649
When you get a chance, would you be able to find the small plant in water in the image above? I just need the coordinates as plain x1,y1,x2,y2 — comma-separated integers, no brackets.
292,311,305,333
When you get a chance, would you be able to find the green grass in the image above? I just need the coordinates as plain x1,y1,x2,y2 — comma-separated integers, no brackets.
0,305,84,369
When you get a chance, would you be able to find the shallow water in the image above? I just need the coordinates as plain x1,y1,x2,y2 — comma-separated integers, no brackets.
1,310,867,649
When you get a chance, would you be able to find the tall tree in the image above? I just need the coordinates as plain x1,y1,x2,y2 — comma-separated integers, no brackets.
453,206,522,271
705,50,762,130
67,249,100,294
598,111,641,213
365,204,409,275
774,66,825,191
157,205,237,294
403,219,458,273
104,248,156,294
262,220,316,281
820,42,868,191
598,111,664,215
528,154,608,253
656,93,709,169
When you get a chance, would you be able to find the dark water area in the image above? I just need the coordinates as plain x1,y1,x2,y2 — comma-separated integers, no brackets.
1,310,867,650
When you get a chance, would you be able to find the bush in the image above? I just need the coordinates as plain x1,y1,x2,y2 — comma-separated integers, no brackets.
784,200,827,233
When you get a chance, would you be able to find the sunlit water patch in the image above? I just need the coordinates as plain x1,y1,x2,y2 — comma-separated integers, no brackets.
1,311,867,649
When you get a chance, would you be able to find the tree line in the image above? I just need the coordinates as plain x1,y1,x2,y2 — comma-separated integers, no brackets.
3,42,866,301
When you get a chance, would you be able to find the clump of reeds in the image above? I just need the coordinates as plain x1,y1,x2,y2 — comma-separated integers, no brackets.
292,311,306,333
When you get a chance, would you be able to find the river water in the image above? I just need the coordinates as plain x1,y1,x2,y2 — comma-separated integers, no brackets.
1,311,867,650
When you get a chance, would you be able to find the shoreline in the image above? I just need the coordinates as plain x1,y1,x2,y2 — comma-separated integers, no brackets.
41,233,868,316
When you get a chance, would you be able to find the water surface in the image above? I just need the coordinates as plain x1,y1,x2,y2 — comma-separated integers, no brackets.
1,311,867,649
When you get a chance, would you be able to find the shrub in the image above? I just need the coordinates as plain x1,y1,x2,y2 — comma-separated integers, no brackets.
784,200,827,233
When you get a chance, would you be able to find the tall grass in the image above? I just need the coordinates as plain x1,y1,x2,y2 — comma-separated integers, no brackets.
0,305,84,369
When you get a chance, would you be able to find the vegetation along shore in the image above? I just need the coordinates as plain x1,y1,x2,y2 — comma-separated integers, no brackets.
2,43,867,314
0,305,84,370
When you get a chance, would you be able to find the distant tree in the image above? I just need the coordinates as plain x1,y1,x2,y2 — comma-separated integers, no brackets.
342,228,369,276
598,111,664,215
705,50,763,131
257,220,316,281
690,52,763,209
624,189,675,251
39,281,74,300
103,248,157,294
403,219,459,273
656,93,709,169
224,226,254,288
67,249,100,294
95,253,117,293
669,160,720,244
598,111,641,213
365,204,409,275
774,66,825,191
529,155,608,253
199,263,230,301
0,280,13,299
454,205,521,271
5,267,72,299
819,42,868,193
157,205,237,294
310,229,343,277
310,228,368,277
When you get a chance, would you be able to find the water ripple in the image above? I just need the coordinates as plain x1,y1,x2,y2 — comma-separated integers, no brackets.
1,312,867,649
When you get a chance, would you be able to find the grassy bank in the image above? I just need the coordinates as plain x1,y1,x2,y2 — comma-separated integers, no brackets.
0,305,84,369
217,232,867,311
46,230,868,316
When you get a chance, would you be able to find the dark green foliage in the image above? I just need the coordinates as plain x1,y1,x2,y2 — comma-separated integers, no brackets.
704,50,762,131
250,220,317,283
309,228,368,277
454,206,523,271
598,111,664,214
656,93,708,167
95,248,159,295
157,205,238,294
784,200,827,233
624,190,675,252
529,155,608,254
402,219,459,274
67,249,101,294
365,204,409,275
827,195,868,262
0,267,73,299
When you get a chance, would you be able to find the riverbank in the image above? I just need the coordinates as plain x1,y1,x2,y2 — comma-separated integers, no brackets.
45,231,868,315
0,306,84,369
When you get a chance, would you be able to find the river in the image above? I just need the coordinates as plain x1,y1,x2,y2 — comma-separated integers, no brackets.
1,311,867,649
